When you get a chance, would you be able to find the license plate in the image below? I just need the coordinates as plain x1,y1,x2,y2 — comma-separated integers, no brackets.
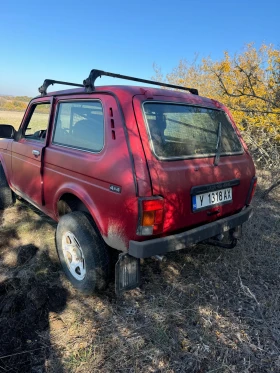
192,187,232,211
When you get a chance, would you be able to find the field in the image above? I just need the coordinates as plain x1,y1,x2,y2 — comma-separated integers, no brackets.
0,168,279,372
0,110,25,129
0,109,280,372
0,109,51,136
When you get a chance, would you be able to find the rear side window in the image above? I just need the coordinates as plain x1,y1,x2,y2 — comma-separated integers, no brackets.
53,101,104,152
143,103,243,159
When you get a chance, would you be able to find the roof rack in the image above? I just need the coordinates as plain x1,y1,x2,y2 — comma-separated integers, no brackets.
83,69,199,95
38,69,199,96
38,79,84,96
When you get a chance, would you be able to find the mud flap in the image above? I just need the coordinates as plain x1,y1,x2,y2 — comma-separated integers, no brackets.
115,253,140,295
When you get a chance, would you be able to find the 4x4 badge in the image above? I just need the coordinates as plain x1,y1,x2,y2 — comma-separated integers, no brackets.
110,185,122,193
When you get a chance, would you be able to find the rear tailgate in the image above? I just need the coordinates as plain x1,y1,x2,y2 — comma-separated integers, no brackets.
132,94,256,235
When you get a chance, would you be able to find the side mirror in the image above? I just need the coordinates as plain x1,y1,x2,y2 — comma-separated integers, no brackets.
0,124,16,139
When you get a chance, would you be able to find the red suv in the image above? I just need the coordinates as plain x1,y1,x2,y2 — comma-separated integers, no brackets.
0,69,257,294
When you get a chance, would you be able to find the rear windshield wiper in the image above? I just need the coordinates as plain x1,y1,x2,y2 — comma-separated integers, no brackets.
214,122,222,166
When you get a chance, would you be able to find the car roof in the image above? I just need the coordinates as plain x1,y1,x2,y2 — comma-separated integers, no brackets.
38,85,222,109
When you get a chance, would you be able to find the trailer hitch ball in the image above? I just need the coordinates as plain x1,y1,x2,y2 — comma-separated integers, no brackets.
152,255,167,262
232,225,242,239
215,233,224,241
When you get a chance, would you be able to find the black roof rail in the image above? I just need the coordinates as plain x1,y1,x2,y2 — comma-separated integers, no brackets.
83,69,199,95
39,69,199,96
38,79,84,96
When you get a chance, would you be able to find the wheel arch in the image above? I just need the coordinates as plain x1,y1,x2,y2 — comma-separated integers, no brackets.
54,185,105,238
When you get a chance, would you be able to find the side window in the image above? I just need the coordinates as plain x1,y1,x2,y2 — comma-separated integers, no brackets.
24,103,50,141
53,101,104,152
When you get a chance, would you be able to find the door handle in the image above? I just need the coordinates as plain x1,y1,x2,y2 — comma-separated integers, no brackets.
32,150,40,157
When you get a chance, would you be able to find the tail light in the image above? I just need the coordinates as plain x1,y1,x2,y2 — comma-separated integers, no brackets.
246,177,257,205
137,197,165,236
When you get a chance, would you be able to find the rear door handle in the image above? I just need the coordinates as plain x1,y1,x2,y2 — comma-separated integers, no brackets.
32,150,40,157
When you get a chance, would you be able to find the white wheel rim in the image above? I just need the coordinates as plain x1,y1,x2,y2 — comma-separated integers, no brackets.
62,231,86,281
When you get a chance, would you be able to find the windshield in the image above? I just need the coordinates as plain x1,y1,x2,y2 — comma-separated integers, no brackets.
143,103,243,159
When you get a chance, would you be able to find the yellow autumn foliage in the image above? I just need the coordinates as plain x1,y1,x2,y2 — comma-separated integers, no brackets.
154,44,280,168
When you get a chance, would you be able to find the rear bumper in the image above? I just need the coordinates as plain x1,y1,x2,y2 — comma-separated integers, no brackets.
129,206,253,258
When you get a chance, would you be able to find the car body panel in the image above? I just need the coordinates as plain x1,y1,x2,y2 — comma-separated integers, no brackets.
0,85,256,253
42,93,138,250
132,94,255,235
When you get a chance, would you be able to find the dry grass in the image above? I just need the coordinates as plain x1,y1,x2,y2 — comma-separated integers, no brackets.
0,110,25,129
0,172,279,373
0,109,52,136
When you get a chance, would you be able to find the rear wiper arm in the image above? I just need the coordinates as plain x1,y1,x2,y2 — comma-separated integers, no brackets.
214,122,222,166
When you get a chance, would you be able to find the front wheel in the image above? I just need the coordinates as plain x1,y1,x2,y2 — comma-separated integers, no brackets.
56,211,110,294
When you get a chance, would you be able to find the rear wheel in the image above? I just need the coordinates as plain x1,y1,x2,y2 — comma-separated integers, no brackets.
0,164,15,209
56,211,110,294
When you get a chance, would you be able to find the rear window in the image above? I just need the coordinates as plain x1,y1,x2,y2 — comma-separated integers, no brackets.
143,103,243,159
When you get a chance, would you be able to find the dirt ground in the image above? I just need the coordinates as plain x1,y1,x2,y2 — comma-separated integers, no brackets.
0,171,279,373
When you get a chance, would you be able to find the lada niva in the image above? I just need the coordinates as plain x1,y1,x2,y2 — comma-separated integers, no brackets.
0,69,257,294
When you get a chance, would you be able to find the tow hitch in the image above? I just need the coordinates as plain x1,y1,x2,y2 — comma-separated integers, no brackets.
115,253,141,295
203,225,242,249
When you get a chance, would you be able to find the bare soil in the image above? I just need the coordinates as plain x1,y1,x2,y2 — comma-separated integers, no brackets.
0,172,279,373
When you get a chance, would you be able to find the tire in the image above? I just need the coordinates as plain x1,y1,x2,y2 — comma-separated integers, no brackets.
0,164,15,209
56,211,110,294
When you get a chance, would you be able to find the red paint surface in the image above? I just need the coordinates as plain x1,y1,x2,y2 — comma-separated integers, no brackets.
0,86,256,251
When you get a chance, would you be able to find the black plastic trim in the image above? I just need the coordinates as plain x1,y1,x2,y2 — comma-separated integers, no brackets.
128,206,253,258
245,176,257,205
191,179,240,195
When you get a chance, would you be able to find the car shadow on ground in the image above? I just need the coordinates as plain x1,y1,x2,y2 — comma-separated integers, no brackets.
0,243,68,373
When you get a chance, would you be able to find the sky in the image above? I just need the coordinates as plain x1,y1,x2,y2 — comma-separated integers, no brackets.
0,0,279,96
